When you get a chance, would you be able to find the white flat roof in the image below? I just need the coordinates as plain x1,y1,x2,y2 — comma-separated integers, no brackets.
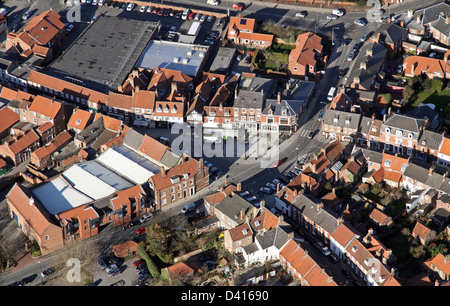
32,176,94,215
96,146,158,184
135,40,208,77
62,162,127,201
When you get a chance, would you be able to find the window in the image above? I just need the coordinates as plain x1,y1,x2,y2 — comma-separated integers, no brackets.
384,159,391,167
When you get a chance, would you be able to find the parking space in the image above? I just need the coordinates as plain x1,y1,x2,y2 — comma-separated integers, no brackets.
93,256,145,286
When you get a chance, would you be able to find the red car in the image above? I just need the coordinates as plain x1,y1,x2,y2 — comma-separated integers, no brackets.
232,3,244,10
136,227,146,235
188,12,195,19
273,159,283,168
133,259,145,268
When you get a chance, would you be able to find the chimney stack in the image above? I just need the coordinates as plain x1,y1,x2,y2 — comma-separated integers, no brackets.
277,92,281,104
161,166,166,177
240,208,245,221
260,199,265,209
237,182,242,192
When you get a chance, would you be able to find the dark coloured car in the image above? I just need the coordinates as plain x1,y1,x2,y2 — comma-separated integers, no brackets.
328,254,339,264
342,268,352,279
98,257,108,270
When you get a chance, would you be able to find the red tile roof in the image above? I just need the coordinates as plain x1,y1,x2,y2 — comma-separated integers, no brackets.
68,108,94,131
6,183,55,236
29,95,62,118
0,107,19,135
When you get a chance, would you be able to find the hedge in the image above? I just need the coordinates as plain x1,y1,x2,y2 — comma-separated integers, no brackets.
137,243,161,280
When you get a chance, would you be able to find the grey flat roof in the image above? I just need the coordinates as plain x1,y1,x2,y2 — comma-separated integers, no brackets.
135,40,209,77
44,15,158,93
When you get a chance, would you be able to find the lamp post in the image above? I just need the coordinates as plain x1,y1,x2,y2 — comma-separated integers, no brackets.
332,27,339,46
296,147,299,164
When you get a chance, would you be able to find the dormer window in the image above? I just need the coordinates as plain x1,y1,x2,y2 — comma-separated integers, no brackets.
386,127,391,133
396,130,403,136
384,159,391,167
408,133,413,139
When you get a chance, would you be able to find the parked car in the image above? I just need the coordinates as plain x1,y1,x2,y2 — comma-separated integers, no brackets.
22,10,32,20
98,257,108,270
295,11,307,18
260,187,273,194
133,259,145,268
139,213,153,223
347,51,355,61
41,268,54,278
342,268,352,279
66,24,75,34
354,19,367,27
372,8,384,15
377,16,389,23
217,17,225,26
327,14,338,20
332,9,345,16
273,159,283,168
266,182,277,191
126,3,135,11
136,227,146,235
207,15,214,23
207,0,219,5
232,3,244,10
139,5,147,12
181,202,196,214
338,69,346,79
353,42,363,52
110,280,126,286
329,254,339,264
429,52,437,58
360,32,371,42
307,131,314,139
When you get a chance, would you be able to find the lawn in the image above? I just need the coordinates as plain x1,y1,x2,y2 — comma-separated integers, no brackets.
254,50,289,72
409,88,450,113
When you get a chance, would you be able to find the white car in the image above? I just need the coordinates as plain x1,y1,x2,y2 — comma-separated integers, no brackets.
295,11,307,18
126,3,135,11
332,9,344,16
207,0,219,5
354,19,367,26
92,0,98,5
140,5,147,13
327,14,339,20
98,0,105,6
200,15,207,22
372,8,384,15
146,6,153,13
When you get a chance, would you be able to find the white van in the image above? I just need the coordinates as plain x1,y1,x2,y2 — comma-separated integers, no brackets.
182,8,190,20
327,87,337,101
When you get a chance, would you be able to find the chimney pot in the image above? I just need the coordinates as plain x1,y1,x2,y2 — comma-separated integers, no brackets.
237,182,242,192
